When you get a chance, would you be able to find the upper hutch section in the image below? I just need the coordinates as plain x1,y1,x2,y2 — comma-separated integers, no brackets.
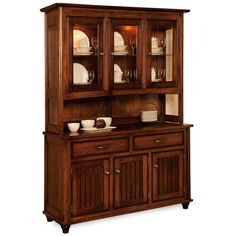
41,3,189,96
41,3,189,134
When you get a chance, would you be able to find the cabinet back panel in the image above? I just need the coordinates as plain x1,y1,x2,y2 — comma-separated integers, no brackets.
63,98,108,122
112,94,161,119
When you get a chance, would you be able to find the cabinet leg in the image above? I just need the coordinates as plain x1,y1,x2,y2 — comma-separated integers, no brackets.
182,202,190,209
61,224,71,234
46,216,53,222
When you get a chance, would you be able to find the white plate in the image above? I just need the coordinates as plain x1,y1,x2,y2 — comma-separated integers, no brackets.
141,119,158,122
73,30,90,48
114,64,122,72
152,79,162,82
81,126,117,131
152,52,164,55
114,80,126,84
114,31,124,46
74,52,93,56
113,51,129,55
73,63,88,85
151,67,156,81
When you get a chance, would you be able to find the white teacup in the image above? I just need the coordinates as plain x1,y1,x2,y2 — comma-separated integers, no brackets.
68,122,80,132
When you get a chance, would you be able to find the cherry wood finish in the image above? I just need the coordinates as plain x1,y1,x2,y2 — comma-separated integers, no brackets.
71,158,110,216
41,3,192,233
114,154,148,208
152,150,184,201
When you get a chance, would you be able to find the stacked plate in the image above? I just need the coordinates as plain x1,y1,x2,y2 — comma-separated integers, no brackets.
73,30,93,55
141,111,158,122
114,32,128,55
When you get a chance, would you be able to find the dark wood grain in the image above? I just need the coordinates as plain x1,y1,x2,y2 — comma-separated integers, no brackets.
42,3,192,233
114,155,148,208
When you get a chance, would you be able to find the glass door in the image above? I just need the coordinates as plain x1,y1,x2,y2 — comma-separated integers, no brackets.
68,17,104,91
148,20,177,87
110,19,142,89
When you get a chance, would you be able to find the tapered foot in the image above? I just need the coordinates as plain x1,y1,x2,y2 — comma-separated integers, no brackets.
61,224,70,234
182,202,190,209
46,216,53,222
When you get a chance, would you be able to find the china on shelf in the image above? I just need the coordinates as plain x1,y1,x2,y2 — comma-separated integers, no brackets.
67,122,80,133
151,47,164,55
114,64,125,83
151,67,162,82
151,36,165,55
114,31,128,55
73,29,93,55
73,64,95,85
73,47,93,55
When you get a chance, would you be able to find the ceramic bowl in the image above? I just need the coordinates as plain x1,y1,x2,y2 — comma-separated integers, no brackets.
76,47,92,53
151,47,163,53
81,119,95,128
68,122,80,132
114,45,128,52
97,117,112,127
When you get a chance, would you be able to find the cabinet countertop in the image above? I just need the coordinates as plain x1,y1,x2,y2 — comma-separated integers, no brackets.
44,122,193,140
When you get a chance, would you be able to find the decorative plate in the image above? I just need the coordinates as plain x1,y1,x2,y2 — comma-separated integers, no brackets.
73,30,90,48
114,31,124,46
73,63,88,85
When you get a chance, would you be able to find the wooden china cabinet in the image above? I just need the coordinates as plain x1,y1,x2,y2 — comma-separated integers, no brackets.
41,3,192,233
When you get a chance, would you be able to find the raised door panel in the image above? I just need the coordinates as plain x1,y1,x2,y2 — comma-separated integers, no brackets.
152,150,184,202
71,159,109,217
114,155,148,208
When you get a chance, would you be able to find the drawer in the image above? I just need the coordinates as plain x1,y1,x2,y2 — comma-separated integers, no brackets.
72,137,129,157
134,132,183,150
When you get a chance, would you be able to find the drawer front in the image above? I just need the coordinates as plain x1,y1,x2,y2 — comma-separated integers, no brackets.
134,132,183,150
72,137,129,157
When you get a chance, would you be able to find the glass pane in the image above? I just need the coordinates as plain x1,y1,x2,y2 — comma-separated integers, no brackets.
150,26,173,83
165,94,178,116
113,25,138,84
72,25,100,86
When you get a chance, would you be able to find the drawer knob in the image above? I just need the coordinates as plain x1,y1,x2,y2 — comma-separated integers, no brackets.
97,145,107,149
155,139,160,143
115,169,120,174
104,171,110,175
153,164,159,168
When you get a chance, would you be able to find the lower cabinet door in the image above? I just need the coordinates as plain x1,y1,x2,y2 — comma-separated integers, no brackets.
114,154,148,208
71,158,110,216
152,150,184,202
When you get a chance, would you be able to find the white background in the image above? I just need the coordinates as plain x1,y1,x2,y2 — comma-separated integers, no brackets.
0,0,236,235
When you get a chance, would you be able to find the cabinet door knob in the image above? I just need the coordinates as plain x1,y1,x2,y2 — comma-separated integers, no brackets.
97,145,107,149
148,52,152,55
104,171,110,175
155,139,160,143
115,169,120,174
100,52,104,56
153,164,159,168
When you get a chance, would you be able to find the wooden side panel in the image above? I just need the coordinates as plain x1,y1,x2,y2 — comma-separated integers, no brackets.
45,10,61,133
114,155,148,208
44,135,63,220
152,150,183,201
71,159,110,216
